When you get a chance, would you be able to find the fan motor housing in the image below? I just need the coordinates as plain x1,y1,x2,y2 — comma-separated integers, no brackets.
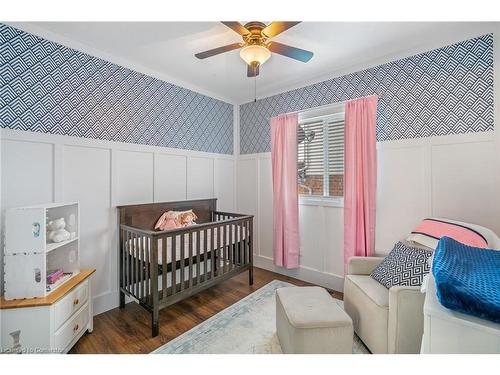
243,22,268,45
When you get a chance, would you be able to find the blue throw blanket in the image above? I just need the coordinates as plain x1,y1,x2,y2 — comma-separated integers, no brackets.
432,237,500,323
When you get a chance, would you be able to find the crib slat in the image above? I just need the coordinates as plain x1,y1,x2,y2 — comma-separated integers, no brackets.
135,234,140,297
241,221,245,265
211,227,215,279
220,224,224,275
130,232,134,295
125,231,130,294
145,235,150,301
229,223,234,271
132,233,136,297
203,228,208,281
217,226,222,276
145,235,150,300
132,233,136,293
120,229,124,291
172,235,177,294
121,229,126,293
188,232,193,288
236,222,240,266
223,223,227,273
139,235,144,300
196,230,201,285
162,235,167,299
142,236,146,299
238,222,246,265
245,220,249,264
180,234,185,291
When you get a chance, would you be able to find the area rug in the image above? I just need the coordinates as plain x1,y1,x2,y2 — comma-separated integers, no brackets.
153,280,370,354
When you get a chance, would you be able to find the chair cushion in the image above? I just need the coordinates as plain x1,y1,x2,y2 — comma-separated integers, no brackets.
346,275,389,307
276,286,351,328
344,275,389,353
371,241,432,289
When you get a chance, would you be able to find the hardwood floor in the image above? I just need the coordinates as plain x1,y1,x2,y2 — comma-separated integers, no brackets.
70,267,343,354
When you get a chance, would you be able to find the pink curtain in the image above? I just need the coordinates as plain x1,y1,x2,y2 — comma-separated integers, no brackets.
271,113,300,269
344,96,378,271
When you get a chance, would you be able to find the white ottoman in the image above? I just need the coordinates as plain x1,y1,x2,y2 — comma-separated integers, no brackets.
276,286,353,354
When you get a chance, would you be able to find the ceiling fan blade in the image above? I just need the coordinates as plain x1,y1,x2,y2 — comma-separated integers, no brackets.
247,62,260,77
221,21,251,36
261,21,301,38
195,43,243,59
268,41,313,62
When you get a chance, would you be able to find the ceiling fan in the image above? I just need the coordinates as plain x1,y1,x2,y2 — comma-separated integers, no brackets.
195,21,314,77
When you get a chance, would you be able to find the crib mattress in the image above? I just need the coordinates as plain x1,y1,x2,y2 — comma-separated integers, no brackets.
127,225,247,264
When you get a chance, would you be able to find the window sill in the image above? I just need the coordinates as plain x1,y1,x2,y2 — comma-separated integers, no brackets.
299,196,344,208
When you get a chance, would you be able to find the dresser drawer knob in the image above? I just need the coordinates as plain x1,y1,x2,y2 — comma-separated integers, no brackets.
73,324,79,332
73,298,79,305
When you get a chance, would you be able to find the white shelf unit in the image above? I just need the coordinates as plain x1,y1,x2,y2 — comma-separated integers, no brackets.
422,273,500,353
3,202,80,300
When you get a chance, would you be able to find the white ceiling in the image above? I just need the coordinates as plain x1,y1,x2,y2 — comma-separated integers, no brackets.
8,22,498,104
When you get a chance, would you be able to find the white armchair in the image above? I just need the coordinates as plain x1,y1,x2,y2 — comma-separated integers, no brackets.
343,256,425,354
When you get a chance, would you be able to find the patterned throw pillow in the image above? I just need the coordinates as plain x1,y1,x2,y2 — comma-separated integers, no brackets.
371,241,433,289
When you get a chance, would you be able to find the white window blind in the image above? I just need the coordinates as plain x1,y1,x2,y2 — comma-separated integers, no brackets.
298,111,345,197
328,118,345,176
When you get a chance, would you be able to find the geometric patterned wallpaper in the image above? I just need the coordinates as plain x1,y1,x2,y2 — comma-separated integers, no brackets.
0,24,234,154
240,34,494,154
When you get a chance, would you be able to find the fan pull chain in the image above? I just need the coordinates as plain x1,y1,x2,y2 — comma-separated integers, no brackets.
254,74,257,103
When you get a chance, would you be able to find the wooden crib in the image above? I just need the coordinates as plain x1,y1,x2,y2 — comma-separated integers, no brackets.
118,198,254,337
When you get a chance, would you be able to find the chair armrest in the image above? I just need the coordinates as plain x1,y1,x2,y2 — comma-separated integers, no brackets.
347,256,384,275
388,286,425,354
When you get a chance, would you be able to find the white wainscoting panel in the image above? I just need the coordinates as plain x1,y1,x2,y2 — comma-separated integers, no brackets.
237,159,258,215
375,145,431,254
323,207,344,277
154,153,187,202
187,157,214,200
62,145,112,297
431,141,500,236
214,158,235,212
298,205,324,271
0,139,55,297
258,157,273,259
115,150,154,206
1,140,54,208
0,129,236,314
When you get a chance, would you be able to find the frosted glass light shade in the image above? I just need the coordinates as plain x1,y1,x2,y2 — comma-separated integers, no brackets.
239,45,271,65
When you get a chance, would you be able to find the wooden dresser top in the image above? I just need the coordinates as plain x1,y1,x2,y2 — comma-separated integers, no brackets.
0,269,95,309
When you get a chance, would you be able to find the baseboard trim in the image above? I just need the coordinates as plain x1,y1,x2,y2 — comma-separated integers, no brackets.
93,289,145,316
93,290,119,316
254,255,345,293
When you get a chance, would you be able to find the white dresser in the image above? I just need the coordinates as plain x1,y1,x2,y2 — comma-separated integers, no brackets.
1,269,95,353
421,273,500,354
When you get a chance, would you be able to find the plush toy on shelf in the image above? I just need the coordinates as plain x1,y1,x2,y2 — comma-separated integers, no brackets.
47,217,71,243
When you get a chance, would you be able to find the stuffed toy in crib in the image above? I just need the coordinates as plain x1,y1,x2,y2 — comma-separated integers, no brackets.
178,210,198,227
155,210,197,231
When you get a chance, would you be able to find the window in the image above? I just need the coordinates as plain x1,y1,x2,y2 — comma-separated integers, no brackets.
297,108,345,198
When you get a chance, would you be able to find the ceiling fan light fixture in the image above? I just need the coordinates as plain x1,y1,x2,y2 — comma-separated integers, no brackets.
239,45,271,66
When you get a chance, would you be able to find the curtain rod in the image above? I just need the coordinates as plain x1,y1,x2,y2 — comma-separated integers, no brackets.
281,94,381,117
